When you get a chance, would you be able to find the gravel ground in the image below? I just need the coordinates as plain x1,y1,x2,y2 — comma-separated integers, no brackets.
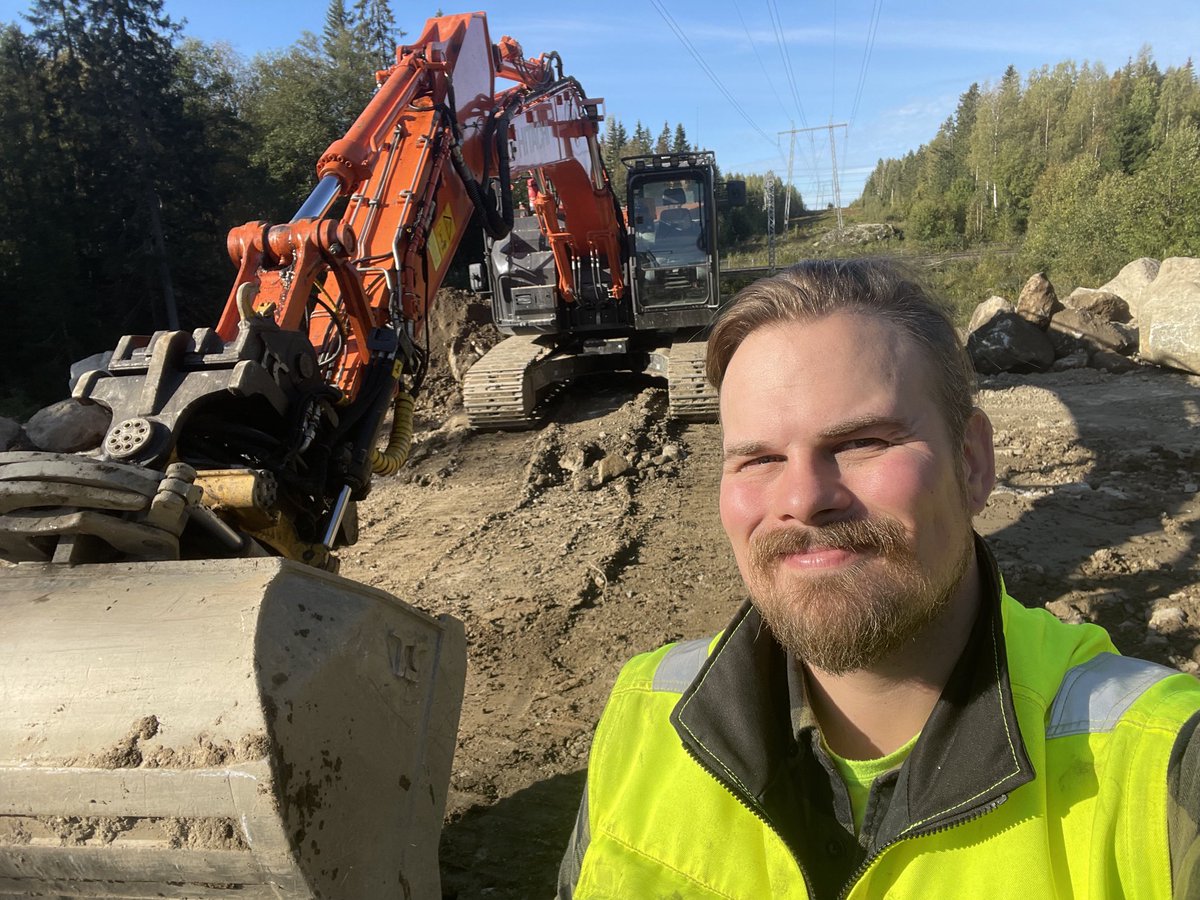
337,294,1200,899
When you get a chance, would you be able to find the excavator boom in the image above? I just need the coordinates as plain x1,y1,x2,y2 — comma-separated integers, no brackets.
0,10,740,895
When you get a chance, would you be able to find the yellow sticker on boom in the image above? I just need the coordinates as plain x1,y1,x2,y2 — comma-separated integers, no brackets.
427,205,456,270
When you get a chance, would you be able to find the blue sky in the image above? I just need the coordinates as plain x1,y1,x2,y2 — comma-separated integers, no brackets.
4,0,1197,204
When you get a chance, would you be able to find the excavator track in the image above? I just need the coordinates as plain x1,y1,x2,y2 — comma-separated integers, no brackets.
666,340,718,421
462,334,555,430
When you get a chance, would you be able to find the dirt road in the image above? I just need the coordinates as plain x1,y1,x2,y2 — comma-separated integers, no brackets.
339,299,1200,899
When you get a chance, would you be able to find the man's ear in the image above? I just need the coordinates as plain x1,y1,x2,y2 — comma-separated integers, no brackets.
962,407,995,514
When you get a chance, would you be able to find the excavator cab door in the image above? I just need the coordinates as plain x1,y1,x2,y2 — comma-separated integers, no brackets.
624,155,721,331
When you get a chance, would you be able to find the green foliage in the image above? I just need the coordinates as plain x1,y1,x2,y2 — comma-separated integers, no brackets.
0,0,413,410
600,116,693,199
855,47,1199,282
1022,119,1200,289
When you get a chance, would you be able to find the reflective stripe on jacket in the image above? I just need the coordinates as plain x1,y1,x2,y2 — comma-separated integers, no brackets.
562,548,1200,899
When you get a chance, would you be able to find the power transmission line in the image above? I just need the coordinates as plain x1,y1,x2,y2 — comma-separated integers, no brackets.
648,0,780,149
849,0,882,130
732,0,789,120
831,0,837,120
780,122,848,228
765,0,808,128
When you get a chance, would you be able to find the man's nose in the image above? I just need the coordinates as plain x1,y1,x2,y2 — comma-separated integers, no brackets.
771,453,852,525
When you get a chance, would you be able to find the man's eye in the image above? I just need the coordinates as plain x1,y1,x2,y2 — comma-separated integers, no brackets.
839,438,888,452
743,454,783,468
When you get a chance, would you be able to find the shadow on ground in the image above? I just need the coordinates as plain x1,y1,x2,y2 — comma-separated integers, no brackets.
440,769,586,900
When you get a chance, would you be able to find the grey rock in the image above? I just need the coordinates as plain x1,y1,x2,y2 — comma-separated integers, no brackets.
966,312,1055,374
1149,606,1187,633
1048,308,1136,356
1139,257,1200,374
1098,257,1160,320
559,446,589,474
968,296,1014,334
570,469,599,492
1089,349,1140,374
816,223,898,247
1064,288,1131,323
596,453,632,485
1114,322,1139,351
0,416,19,450
1016,273,1061,328
661,443,683,461
24,399,111,452
1050,348,1090,371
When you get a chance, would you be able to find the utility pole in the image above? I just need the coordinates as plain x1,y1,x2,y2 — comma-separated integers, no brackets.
764,170,776,269
783,127,796,233
778,122,848,231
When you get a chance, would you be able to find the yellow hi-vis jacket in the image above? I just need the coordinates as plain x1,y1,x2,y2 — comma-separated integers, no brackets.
560,543,1200,899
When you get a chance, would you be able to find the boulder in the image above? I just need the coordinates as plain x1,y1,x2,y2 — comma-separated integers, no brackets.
0,416,20,450
1048,307,1136,356
816,223,898,247
1015,273,1061,328
1064,288,1131,323
1140,257,1200,373
24,399,111,452
1089,349,1140,374
966,312,1055,374
596,452,632,484
1098,258,1160,320
968,296,1013,334
1050,348,1090,372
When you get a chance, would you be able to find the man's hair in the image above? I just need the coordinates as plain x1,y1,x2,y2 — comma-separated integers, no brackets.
706,258,976,445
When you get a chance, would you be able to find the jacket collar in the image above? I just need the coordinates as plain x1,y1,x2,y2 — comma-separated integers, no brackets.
669,534,1035,846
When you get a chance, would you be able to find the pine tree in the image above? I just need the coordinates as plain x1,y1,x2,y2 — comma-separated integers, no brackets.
672,122,689,153
654,121,671,154
353,0,402,70
323,0,350,56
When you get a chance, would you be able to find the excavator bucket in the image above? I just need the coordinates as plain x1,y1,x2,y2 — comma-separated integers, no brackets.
0,557,465,899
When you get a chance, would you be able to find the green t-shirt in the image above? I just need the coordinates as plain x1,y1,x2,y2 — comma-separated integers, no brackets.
825,732,920,834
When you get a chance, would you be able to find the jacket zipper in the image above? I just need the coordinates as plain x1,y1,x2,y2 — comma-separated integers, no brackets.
833,794,1009,900
681,742,819,899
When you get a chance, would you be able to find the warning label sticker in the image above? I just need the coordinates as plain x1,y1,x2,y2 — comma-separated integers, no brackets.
427,204,456,270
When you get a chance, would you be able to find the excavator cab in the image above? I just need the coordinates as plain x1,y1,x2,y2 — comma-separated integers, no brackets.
625,153,721,332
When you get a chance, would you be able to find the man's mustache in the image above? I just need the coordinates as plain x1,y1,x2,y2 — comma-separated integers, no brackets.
749,517,909,566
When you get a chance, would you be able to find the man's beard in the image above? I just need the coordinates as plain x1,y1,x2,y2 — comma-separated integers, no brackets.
746,517,972,675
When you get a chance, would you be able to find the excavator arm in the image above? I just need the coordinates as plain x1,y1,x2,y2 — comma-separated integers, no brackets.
12,12,625,570
0,12,629,899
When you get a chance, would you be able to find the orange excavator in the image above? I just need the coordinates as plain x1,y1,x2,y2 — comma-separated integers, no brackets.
0,11,740,898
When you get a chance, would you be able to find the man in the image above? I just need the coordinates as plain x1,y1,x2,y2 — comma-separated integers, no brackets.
558,259,1200,899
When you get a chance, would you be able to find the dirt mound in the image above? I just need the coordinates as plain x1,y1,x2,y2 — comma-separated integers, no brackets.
413,288,504,428
340,360,1200,899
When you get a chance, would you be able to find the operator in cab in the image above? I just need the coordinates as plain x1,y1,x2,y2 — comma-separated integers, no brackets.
558,258,1200,898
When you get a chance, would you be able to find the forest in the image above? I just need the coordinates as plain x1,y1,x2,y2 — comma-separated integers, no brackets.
2,0,1196,416
856,51,1200,288
0,0,405,414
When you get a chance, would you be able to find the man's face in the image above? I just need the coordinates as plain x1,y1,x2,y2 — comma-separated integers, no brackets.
718,312,994,674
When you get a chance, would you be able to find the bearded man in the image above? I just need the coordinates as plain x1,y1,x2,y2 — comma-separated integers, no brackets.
558,259,1200,899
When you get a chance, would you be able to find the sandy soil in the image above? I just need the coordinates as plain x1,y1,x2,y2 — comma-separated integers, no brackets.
337,293,1200,899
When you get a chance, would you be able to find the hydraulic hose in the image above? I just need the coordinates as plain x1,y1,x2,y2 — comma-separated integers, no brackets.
370,390,415,476
440,79,514,241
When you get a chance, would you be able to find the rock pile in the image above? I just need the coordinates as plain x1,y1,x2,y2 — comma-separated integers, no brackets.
966,257,1200,377
815,223,899,247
